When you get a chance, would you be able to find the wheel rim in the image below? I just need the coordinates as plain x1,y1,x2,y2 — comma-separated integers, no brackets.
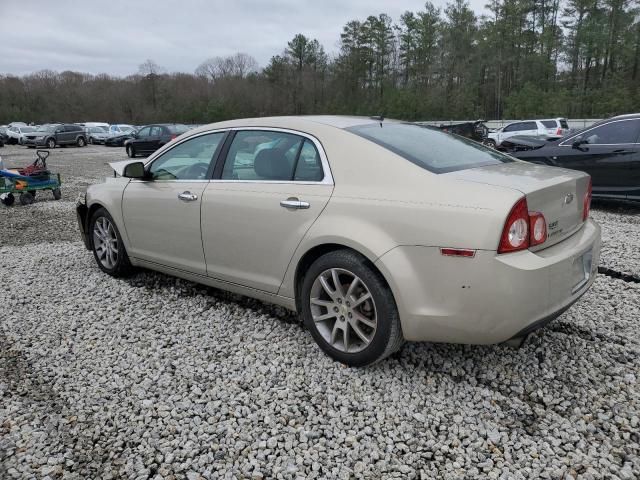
48,140,54,148
310,268,377,353
93,217,119,269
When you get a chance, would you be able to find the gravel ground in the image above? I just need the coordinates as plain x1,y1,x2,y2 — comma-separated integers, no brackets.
1,144,639,479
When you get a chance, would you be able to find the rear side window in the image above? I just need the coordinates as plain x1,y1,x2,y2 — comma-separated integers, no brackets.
541,120,557,128
221,130,323,181
346,123,514,174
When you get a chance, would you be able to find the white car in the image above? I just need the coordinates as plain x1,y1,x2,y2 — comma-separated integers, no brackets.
6,125,37,145
76,116,601,366
487,118,569,147
109,124,135,135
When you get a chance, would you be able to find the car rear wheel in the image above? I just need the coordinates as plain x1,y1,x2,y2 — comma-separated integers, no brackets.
47,138,56,149
126,145,136,158
89,208,133,277
301,250,404,367
77,137,86,147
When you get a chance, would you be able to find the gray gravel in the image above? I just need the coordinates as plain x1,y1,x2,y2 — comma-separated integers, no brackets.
1,144,639,479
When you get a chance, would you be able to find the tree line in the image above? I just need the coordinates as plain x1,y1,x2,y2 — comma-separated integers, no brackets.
1,0,639,125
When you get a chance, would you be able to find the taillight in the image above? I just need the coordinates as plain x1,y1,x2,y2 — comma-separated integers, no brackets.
498,198,530,253
170,134,177,140
556,128,562,135
498,198,549,253
583,178,592,221
529,212,547,246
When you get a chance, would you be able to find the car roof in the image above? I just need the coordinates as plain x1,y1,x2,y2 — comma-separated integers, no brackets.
610,113,640,120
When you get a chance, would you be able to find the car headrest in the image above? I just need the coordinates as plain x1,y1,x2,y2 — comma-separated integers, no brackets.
254,148,291,180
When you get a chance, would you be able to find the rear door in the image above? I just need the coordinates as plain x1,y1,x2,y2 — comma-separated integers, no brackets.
556,118,640,199
122,131,226,274
201,129,333,293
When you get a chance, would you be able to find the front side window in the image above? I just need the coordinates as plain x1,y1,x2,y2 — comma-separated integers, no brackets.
503,123,523,132
137,127,151,137
148,132,225,180
577,120,640,145
347,123,514,174
221,130,323,181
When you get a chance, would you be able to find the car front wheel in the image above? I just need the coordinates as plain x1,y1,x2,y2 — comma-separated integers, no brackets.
47,138,56,149
126,145,135,158
89,208,133,277
301,249,404,367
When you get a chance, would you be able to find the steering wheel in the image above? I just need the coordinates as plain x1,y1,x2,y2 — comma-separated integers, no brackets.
182,162,209,179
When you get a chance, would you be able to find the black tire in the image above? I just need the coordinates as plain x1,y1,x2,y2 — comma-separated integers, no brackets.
19,191,34,205
89,207,133,277
77,136,86,147
484,139,497,148
18,137,24,145
126,145,135,158
52,188,61,200
46,138,56,149
300,249,404,367
1,193,15,206
88,137,94,145
28,190,36,198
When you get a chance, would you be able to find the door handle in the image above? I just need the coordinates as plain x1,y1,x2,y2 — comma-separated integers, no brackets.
178,191,198,202
280,198,310,209
613,149,633,154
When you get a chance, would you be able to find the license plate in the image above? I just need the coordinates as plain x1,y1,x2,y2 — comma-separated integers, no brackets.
571,250,593,294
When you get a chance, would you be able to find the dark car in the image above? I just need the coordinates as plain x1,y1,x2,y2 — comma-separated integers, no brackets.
24,123,87,148
105,130,136,147
124,124,189,157
506,114,640,201
0,127,7,147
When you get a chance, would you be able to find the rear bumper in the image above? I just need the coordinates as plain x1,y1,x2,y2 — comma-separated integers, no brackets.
375,219,601,344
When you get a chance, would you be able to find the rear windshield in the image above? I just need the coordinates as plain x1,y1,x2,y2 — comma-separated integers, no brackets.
560,119,569,129
346,123,514,174
541,120,557,128
167,124,189,134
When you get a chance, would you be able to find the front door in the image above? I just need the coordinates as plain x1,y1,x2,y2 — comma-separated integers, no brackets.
201,129,333,293
133,126,153,153
122,131,226,274
556,118,640,198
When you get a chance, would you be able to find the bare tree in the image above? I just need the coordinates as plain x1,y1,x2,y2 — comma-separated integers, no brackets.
195,53,258,81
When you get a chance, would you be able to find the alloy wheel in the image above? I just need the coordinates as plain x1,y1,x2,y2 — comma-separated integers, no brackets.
93,216,119,269
309,268,377,353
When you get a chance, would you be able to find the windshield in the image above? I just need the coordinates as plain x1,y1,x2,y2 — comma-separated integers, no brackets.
36,125,56,133
120,126,134,132
21,127,36,133
347,123,515,174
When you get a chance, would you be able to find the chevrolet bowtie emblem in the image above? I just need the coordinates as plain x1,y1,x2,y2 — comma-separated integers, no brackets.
564,193,574,205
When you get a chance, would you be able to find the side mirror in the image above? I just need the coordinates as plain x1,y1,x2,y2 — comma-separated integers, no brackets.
122,161,146,179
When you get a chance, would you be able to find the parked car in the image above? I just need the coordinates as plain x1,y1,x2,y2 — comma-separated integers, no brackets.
109,124,135,135
6,125,37,145
85,126,110,144
504,114,640,201
124,124,189,157
81,122,110,131
437,120,488,142
76,116,600,366
104,129,137,147
486,118,568,147
24,123,87,148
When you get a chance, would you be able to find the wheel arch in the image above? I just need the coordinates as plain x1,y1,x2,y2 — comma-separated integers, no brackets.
291,242,395,314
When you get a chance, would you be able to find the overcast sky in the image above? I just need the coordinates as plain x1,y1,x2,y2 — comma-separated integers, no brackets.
0,0,487,76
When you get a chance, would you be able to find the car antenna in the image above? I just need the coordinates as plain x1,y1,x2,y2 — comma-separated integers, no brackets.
370,115,384,127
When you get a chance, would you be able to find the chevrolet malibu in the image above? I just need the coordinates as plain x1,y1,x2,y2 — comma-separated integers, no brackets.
76,116,601,366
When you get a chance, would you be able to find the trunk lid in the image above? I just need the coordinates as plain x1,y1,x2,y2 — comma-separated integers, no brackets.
447,161,590,250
